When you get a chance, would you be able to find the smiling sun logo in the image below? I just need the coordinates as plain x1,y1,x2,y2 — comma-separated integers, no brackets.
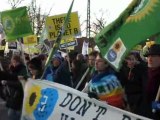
25,85,42,115
2,16,15,33
126,0,159,23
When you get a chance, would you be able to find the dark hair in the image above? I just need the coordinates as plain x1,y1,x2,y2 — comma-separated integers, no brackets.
28,57,42,70
127,52,143,62
72,59,82,69
12,55,23,63
69,51,78,61
25,56,30,61
71,60,83,78
96,52,108,65
38,54,47,61
89,51,99,57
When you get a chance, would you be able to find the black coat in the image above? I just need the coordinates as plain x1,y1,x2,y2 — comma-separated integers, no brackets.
118,63,147,115
118,63,147,95
0,70,24,110
54,61,73,88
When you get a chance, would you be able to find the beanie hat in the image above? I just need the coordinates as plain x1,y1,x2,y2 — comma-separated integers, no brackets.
52,53,62,63
28,57,42,70
144,44,160,57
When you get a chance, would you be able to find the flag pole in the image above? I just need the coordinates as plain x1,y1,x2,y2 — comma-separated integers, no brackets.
41,0,75,79
64,38,72,72
64,38,73,86
75,67,90,90
18,38,29,76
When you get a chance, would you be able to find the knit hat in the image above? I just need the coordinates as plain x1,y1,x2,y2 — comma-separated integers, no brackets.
52,53,62,63
145,44,160,57
28,57,42,70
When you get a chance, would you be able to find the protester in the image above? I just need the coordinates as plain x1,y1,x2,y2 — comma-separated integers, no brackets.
9,55,27,77
1,78,23,120
76,53,88,69
0,71,23,120
80,51,99,88
83,53,125,109
24,53,30,65
0,55,27,120
28,57,43,79
76,53,85,63
54,52,74,87
38,53,48,69
142,44,160,119
118,52,147,114
43,53,63,81
87,51,99,74
72,59,87,91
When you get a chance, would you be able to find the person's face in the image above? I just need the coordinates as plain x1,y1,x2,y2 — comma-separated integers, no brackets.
28,67,38,76
95,55,108,71
147,55,160,68
88,55,96,67
52,58,61,67
126,55,137,68
11,59,19,67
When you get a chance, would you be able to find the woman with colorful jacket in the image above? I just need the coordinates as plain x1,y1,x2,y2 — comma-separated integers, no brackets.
83,53,125,109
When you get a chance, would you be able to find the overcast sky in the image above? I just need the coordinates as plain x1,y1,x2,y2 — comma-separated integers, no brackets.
0,0,132,35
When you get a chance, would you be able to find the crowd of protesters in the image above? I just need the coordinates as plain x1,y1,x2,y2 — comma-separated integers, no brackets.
0,44,160,120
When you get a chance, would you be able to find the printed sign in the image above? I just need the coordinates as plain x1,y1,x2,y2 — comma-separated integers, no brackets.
23,35,37,45
21,79,151,120
60,37,77,48
8,42,17,49
46,12,81,40
105,38,126,69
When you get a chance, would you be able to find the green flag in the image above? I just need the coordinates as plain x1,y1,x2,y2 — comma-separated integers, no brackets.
41,0,75,78
95,0,160,70
1,6,33,41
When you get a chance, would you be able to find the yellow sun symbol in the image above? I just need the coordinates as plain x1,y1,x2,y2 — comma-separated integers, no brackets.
2,16,15,34
126,0,159,23
113,40,122,52
25,85,42,115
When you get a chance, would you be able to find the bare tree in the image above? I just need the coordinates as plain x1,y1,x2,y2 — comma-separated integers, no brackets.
90,9,108,35
8,0,25,9
28,0,53,36
7,0,52,36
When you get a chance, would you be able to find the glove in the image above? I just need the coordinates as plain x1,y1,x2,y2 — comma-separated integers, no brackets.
88,92,99,100
152,101,160,110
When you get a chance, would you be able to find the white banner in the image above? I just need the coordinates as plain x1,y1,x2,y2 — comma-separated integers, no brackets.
21,79,151,120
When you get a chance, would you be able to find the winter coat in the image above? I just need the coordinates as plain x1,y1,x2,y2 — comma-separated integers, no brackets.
118,63,147,115
0,71,24,110
43,66,59,82
142,67,160,119
118,63,147,95
54,61,73,88
9,64,27,77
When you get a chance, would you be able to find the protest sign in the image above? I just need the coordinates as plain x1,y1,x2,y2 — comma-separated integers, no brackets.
8,42,17,49
46,12,81,40
60,37,77,48
23,35,37,45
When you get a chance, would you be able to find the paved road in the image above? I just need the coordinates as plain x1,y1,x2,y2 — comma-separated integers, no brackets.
0,98,9,120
